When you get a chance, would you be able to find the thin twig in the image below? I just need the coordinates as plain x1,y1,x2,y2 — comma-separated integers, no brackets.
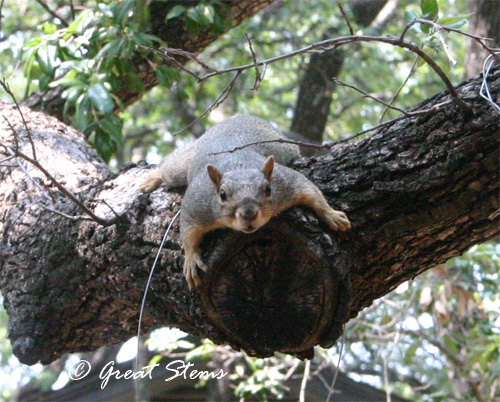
92,198,122,219
40,205,95,222
245,33,264,91
4,143,111,226
333,100,453,145
380,55,419,122
158,35,471,112
4,146,53,202
160,47,215,71
414,18,497,55
1,78,37,160
156,49,203,82
326,327,346,402
173,71,242,136
333,78,408,115
35,0,69,27
69,0,75,21
338,3,354,36
208,137,326,156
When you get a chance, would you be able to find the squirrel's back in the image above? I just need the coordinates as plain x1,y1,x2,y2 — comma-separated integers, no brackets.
187,115,300,182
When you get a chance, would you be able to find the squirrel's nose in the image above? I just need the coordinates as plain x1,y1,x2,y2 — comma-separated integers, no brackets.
239,203,259,221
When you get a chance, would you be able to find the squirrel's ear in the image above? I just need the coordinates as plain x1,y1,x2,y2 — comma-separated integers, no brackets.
207,164,222,188
262,156,274,181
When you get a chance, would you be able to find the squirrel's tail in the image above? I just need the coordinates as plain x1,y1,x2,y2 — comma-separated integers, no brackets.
158,140,197,187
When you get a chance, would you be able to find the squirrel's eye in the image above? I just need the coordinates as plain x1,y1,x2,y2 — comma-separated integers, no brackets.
265,184,272,197
220,188,227,202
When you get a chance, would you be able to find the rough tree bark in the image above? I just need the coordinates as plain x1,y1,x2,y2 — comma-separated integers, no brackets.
0,67,499,365
22,0,276,121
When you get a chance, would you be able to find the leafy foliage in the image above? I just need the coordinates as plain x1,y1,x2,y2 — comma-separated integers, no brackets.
21,1,160,161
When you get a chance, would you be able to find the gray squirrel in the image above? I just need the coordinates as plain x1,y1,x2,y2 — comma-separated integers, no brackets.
139,115,350,290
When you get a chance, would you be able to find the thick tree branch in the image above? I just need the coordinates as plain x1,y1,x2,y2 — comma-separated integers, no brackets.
0,67,499,365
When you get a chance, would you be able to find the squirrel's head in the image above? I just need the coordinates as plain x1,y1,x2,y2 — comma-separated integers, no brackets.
207,156,275,234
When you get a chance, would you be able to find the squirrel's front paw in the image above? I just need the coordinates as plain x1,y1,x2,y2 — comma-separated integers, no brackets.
139,171,163,193
324,208,351,231
183,253,209,290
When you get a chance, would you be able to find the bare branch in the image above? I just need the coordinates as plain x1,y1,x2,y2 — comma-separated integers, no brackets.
35,0,69,27
415,18,498,55
1,78,37,160
173,72,242,136
332,78,407,115
246,33,264,91
338,3,354,36
208,136,326,156
156,34,471,112
160,47,215,72
5,143,113,226
333,100,453,145
4,147,54,202
39,205,95,222
380,55,419,122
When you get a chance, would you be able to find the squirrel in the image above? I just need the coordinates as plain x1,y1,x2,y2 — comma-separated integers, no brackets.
139,115,350,290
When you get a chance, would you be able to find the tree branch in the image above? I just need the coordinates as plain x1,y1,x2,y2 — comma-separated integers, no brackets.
0,67,498,365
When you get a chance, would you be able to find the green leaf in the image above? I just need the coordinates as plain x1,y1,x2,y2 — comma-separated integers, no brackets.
404,11,422,32
94,127,117,162
421,0,439,19
88,83,114,115
148,354,162,366
98,115,123,145
187,8,209,27
134,0,151,31
166,5,186,21
185,16,200,36
439,14,474,29
43,22,57,35
38,75,52,91
50,70,85,88
72,95,90,132
23,47,40,98
443,335,458,354
24,37,43,48
97,4,114,19
115,0,135,25
65,9,92,37
35,44,58,75
94,40,119,63
61,85,83,103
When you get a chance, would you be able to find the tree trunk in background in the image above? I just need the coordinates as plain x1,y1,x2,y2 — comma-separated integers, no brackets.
465,0,500,78
290,0,395,149
22,0,276,122
1,67,498,365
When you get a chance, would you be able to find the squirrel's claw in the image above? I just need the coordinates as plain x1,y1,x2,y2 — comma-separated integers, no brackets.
325,209,351,231
184,252,209,290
